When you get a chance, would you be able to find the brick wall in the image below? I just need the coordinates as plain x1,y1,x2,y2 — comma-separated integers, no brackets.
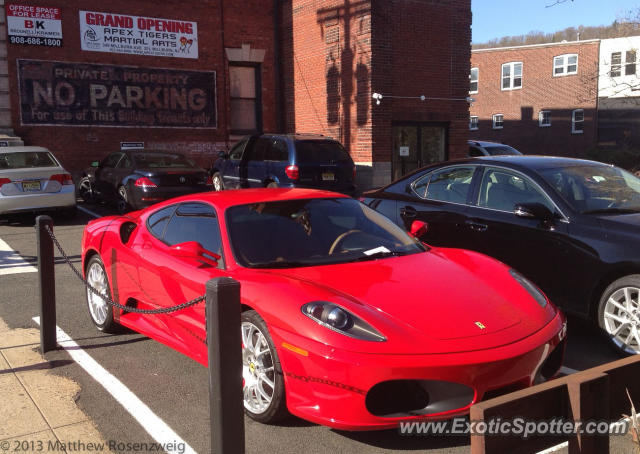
283,0,472,188
5,0,277,172
470,40,599,157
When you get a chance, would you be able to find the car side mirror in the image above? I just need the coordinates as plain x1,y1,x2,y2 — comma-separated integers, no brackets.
91,161,100,168
169,241,220,266
408,220,428,238
514,203,554,221
218,151,229,159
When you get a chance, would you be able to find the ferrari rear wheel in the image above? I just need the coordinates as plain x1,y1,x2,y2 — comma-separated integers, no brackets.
241,310,287,423
85,255,118,333
598,275,640,355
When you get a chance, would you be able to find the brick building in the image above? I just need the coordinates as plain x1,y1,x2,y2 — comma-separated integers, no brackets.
1,0,471,188
469,40,600,157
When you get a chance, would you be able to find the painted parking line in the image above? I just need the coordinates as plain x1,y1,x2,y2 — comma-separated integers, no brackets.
0,238,37,275
78,205,101,219
32,317,196,454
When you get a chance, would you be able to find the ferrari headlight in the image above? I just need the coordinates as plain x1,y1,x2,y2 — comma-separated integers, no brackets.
301,302,386,342
509,269,548,308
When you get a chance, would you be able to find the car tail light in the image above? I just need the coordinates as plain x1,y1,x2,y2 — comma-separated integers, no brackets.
205,175,213,186
134,177,157,188
0,177,10,188
285,165,299,180
49,174,73,185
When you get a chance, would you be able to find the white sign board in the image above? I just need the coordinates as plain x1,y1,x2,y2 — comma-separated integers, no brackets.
79,11,198,59
6,3,62,47
399,146,410,157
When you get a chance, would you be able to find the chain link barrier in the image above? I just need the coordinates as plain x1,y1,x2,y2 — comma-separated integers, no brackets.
43,224,205,315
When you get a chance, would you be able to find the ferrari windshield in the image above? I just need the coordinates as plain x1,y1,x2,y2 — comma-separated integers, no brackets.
539,164,640,214
227,198,425,268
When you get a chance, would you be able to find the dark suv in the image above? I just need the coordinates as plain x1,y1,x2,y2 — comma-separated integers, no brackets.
210,134,357,195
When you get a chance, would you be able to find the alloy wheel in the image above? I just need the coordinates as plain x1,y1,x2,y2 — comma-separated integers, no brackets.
602,286,640,354
86,261,109,325
213,174,223,191
241,321,276,414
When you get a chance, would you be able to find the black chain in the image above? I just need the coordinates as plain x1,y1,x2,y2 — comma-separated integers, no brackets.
44,224,205,315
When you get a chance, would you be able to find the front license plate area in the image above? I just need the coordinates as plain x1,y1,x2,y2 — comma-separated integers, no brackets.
22,180,41,192
322,172,335,181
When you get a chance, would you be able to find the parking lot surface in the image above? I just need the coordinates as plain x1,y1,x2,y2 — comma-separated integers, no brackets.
0,202,625,454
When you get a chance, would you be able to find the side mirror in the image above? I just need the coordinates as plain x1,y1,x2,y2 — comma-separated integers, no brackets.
218,151,229,159
408,220,428,238
169,241,220,266
91,161,100,168
514,203,554,221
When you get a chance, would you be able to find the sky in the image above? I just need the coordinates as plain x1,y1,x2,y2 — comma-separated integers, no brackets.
471,0,639,44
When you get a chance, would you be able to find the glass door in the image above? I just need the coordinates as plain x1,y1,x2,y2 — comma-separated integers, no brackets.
392,123,447,180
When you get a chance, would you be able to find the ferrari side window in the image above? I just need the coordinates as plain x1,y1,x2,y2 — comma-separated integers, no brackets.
164,202,224,267
147,205,177,239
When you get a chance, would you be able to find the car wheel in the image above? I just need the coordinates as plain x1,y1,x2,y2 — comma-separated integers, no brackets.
266,181,278,188
598,275,640,355
212,172,224,191
241,310,287,423
117,185,130,214
85,255,118,333
78,177,97,203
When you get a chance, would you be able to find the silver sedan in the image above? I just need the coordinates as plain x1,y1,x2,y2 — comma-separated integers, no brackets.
0,146,76,216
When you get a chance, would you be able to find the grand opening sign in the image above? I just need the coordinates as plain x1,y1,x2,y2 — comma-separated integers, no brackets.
18,60,216,128
79,11,198,59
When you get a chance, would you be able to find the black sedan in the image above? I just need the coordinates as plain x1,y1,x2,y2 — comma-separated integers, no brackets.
79,151,212,213
362,156,640,355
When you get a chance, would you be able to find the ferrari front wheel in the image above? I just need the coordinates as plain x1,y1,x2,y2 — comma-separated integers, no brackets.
85,255,118,333
241,310,287,423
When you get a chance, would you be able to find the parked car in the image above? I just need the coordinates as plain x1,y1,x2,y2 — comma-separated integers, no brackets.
210,134,357,195
82,188,565,430
468,140,523,157
0,146,76,216
79,150,212,213
362,156,640,355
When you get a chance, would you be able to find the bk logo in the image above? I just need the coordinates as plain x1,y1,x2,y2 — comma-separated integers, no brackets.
24,20,45,30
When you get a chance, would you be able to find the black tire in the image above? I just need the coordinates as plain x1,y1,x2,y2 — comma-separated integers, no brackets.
85,255,118,333
117,185,130,214
241,310,288,423
597,274,640,356
212,172,224,191
77,177,97,203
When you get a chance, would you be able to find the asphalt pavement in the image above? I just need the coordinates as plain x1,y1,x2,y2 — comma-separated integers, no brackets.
0,202,625,454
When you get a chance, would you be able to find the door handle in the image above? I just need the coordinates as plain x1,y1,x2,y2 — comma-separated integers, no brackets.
465,220,488,232
400,206,417,218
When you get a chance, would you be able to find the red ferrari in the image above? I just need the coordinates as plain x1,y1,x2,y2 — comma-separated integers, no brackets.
81,188,566,430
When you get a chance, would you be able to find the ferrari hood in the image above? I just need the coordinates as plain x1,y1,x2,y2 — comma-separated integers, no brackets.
262,248,556,354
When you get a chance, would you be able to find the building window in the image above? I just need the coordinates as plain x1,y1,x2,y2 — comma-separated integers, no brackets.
492,114,504,129
469,67,479,94
229,65,261,135
501,62,522,90
539,110,551,127
553,54,578,76
626,50,637,76
572,109,584,134
470,116,479,130
610,52,622,77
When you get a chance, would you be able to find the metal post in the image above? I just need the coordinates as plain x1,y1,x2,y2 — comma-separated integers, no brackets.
36,215,56,354
206,277,244,454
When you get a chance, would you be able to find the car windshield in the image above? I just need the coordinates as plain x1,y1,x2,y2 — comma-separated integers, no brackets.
295,140,352,164
227,198,426,268
0,151,57,169
133,152,196,168
484,145,521,156
539,165,640,214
